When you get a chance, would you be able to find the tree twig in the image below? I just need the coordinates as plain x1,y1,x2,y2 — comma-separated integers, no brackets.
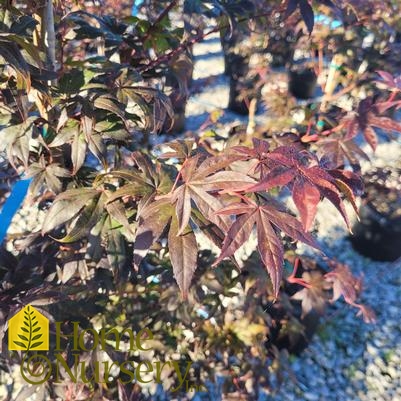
138,10,276,73
142,0,179,44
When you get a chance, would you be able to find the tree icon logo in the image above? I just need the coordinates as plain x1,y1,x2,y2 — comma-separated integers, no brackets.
8,305,49,351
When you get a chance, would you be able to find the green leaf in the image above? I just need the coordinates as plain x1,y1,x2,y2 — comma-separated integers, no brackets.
10,15,38,36
30,342,43,349
50,123,76,147
42,188,99,233
106,201,135,240
0,39,30,89
57,194,104,243
106,222,128,272
58,68,85,94
2,118,35,166
0,33,41,65
94,95,125,119
71,130,87,174
87,132,106,165
134,198,174,269
107,183,153,203
85,215,106,266
154,35,170,52
121,86,173,133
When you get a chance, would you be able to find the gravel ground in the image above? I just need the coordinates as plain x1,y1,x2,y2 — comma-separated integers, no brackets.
2,31,401,401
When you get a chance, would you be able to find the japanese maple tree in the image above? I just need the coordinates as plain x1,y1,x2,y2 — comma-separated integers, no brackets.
1,0,401,398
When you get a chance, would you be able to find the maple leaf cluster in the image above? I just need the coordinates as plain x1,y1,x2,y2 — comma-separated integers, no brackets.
314,76,401,172
42,137,365,299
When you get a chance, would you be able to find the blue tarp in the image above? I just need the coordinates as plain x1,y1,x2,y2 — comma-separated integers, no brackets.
315,14,342,29
0,178,31,244
132,0,139,16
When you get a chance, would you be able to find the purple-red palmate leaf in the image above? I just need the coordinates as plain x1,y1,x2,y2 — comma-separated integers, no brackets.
171,152,255,235
168,214,198,299
376,70,401,92
213,197,319,298
134,151,252,297
325,261,376,323
374,71,401,112
316,133,370,171
292,269,331,317
241,144,361,231
342,97,401,150
134,195,197,298
133,197,174,270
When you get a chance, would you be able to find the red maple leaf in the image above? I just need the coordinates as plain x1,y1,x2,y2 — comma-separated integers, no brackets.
134,150,252,298
374,71,401,112
316,133,369,171
324,261,376,323
213,196,319,298
376,70,401,92
171,152,255,235
342,97,401,150
288,258,331,317
240,144,360,231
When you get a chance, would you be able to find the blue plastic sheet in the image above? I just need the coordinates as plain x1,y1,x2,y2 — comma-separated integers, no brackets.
0,178,31,244
132,0,139,16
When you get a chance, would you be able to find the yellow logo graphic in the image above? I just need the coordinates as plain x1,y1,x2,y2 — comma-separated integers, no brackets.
8,305,49,351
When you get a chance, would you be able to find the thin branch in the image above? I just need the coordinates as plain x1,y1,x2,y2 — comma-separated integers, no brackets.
138,10,276,73
138,23,221,73
142,0,179,44
152,0,178,28
44,0,56,72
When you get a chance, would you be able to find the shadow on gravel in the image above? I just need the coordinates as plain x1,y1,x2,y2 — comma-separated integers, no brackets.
193,50,222,61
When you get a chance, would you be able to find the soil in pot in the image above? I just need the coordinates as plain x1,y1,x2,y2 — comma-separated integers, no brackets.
221,23,264,115
350,203,401,262
228,61,251,115
227,56,263,116
350,167,401,262
288,67,317,99
264,256,323,355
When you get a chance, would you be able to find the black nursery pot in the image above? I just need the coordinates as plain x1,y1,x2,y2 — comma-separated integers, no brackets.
288,68,317,99
350,202,401,262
